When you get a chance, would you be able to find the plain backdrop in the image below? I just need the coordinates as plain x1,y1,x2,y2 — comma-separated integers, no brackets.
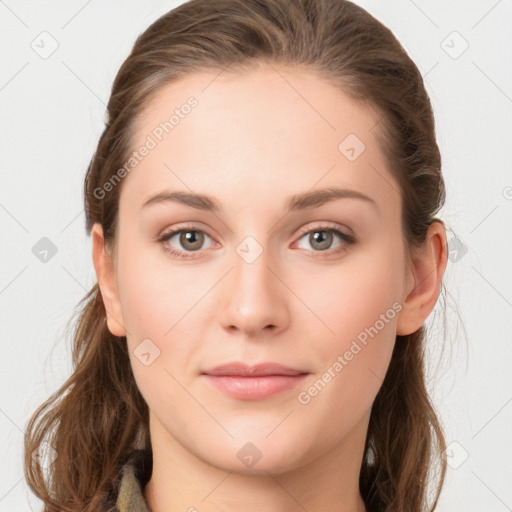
1,1,511,510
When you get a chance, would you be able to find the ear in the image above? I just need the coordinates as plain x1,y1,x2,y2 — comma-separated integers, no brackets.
91,223,126,337
396,221,448,336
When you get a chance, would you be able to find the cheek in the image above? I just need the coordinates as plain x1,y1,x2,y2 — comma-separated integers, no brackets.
308,245,403,348
296,247,403,414
116,231,207,337
120,268,201,417
115,237,207,397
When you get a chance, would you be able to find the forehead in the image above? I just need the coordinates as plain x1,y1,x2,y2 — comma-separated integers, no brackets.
121,64,399,219
131,63,382,154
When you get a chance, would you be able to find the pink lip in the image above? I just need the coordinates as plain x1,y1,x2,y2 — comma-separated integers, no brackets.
201,362,309,400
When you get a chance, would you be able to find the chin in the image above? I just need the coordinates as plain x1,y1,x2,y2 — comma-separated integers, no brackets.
196,434,308,476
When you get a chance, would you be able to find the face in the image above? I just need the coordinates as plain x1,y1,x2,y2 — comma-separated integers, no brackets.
98,64,416,474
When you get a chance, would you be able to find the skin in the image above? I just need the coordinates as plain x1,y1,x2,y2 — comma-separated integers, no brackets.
92,63,447,512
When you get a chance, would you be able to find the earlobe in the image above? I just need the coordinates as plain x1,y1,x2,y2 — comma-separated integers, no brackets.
396,221,448,336
91,223,127,337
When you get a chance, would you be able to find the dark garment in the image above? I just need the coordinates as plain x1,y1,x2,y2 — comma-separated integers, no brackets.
109,449,153,512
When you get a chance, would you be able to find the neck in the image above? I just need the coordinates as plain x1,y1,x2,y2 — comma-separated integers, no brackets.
144,412,369,512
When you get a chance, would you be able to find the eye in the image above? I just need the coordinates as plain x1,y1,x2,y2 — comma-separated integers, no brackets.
157,224,215,259
157,222,355,260
294,224,355,256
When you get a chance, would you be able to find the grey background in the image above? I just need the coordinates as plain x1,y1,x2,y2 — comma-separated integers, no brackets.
1,1,511,510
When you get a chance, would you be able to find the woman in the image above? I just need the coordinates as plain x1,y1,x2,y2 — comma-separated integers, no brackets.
24,0,448,511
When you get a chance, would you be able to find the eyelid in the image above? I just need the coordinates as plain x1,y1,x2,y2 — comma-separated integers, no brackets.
157,221,212,239
294,221,355,241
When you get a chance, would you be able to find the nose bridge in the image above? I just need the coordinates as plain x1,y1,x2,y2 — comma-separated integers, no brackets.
220,232,289,335
232,233,278,305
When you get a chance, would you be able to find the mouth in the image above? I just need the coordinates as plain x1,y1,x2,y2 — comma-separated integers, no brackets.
200,362,310,400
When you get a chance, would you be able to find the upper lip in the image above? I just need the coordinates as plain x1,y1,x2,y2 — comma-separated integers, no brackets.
201,362,308,377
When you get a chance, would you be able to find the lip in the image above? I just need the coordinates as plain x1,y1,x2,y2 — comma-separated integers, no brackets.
201,362,309,400
202,362,307,377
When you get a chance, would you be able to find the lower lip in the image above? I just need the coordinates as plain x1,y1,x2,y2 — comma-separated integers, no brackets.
202,374,309,400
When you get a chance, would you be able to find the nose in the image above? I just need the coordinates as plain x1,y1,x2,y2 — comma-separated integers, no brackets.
219,242,290,338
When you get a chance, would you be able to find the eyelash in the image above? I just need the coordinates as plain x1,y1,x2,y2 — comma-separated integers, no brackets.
157,222,356,260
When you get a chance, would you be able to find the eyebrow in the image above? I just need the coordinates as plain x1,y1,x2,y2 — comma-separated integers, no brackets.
140,187,377,213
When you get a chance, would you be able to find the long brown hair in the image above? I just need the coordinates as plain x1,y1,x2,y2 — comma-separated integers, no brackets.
24,1,447,510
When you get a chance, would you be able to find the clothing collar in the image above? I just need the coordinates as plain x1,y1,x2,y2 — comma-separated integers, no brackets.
114,449,152,512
